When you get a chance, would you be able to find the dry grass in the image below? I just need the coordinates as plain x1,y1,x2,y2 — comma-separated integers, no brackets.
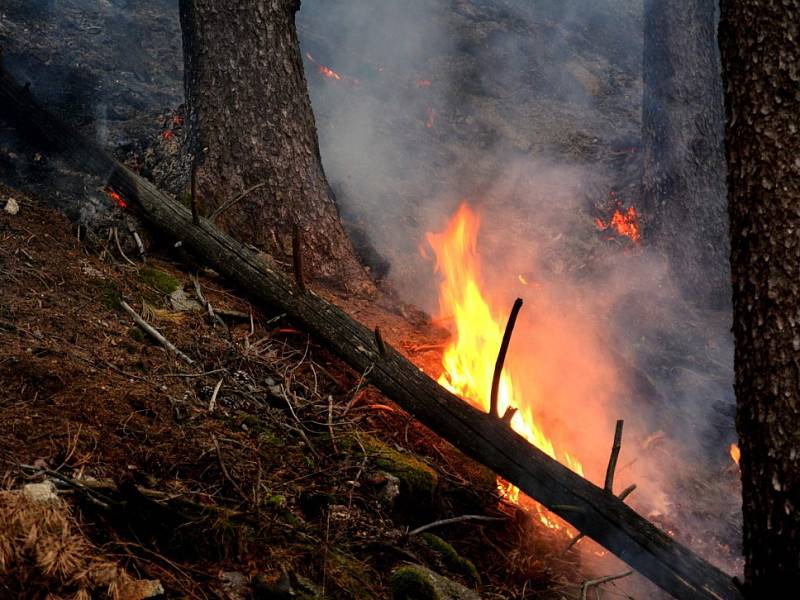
0,486,157,599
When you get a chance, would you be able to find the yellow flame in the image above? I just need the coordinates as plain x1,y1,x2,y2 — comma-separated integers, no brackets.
426,204,584,532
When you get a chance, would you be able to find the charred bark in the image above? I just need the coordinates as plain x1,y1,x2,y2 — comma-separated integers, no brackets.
178,0,370,291
719,1,800,594
642,0,729,307
0,70,743,600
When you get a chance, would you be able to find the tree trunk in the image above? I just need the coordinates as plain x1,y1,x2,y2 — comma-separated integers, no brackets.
642,0,729,307
719,0,800,595
178,0,370,291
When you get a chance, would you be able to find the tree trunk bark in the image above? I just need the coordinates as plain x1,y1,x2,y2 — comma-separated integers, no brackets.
178,0,370,291
0,69,744,600
719,1,800,595
642,0,729,307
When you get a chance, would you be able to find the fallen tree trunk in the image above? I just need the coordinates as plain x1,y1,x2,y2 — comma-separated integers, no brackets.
0,70,741,600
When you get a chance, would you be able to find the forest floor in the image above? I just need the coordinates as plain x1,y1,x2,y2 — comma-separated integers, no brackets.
0,183,609,599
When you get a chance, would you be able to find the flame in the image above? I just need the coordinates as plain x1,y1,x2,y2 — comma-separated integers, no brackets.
426,205,585,529
596,204,641,244
730,443,740,466
105,188,127,209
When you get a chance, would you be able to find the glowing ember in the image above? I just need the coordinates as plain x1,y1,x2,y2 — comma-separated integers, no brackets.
518,274,528,285
426,204,584,528
730,443,740,466
426,108,437,129
416,79,432,88
305,53,342,81
105,188,127,209
162,129,175,140
596,204,641,244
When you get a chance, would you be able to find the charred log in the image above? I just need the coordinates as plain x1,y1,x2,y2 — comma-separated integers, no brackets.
0,71,742,600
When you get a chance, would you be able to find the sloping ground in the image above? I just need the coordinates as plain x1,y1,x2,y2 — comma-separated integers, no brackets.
0,186,605,599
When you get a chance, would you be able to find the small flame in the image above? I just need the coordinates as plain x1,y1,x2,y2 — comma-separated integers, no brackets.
105,188,127,209
596,203,641,244
305,53,342,81
730,443,740,466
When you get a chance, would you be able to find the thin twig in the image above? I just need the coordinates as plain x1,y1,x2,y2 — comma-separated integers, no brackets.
112,227,136,266
580,571,633,600
490,298,523,418
20,464,115,510
408,515,505,537
120,301,194,365
604,419,624,493
208,378,223,412
211,435,250,504
209,182,267,222
374,326,387,357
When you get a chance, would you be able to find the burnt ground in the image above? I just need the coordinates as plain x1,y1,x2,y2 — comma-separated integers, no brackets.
0,184,620,599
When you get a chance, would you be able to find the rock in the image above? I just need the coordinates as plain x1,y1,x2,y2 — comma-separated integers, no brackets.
359,434,438,507
169,287,201,312
22,480,58,503
220,571,250,600
390,565,481,600
4,197,19,215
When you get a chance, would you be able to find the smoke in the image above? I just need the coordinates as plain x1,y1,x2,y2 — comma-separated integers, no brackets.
300,0,739,572
1,0,739,574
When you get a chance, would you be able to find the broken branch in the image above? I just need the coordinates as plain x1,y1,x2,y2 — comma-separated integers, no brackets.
120,300,194,365
490,297,523,418
604,419,624,493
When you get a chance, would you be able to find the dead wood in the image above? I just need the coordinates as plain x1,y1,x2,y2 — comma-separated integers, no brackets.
0,70,742,600
491,297,523,418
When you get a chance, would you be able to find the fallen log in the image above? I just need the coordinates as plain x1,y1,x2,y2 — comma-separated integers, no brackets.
0,70,742,600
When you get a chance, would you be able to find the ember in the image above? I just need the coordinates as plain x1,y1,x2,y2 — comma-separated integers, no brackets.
305,52,342,81
105,188,127,209
425,107,437,129
595,201,641,244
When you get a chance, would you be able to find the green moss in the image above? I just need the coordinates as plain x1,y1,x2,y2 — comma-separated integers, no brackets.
390,566,438,600
264,494,286,509
127,325,148,343
360,434,438,501
421,534,479,584
93,278,122,310
138,266,180,295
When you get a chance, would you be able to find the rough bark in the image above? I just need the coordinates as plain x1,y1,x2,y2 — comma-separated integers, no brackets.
719,1,800,595
0,70,743,600
178,0,370,291
642,0,729,307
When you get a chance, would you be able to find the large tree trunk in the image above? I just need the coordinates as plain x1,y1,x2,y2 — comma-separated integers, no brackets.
719,1,800,595
642,0,729,307
178,0,370,291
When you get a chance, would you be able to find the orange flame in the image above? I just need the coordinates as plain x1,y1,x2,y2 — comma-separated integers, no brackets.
305,52,342,81
426,205,584,474
730,443,740,466
596,205,641,244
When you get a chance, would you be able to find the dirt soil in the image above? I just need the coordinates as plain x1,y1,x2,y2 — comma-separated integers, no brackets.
0,183,600,599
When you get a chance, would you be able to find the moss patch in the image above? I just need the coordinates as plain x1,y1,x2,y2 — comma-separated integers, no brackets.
138,266,180,295
92,278,122,310
391,566,438,600
359,434,438,502
421,534,479,584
